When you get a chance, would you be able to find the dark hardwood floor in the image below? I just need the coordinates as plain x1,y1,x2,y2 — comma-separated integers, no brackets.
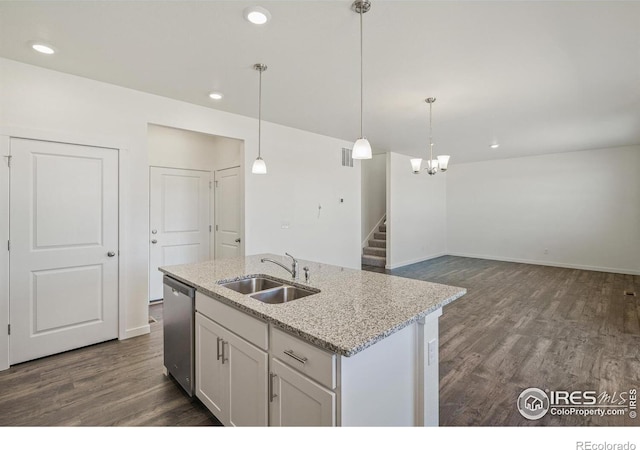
365,256,640,426
1,256,637,426
0,303,221,426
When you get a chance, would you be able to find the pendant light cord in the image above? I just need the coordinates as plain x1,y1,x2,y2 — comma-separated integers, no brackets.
258,69,262,159
360,6,364,138
429,100,433,161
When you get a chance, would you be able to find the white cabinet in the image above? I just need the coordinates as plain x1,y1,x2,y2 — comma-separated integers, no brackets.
195,312,268,426
269,358,335,426
194,291,442,427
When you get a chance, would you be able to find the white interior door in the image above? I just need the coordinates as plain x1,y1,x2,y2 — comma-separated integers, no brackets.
215,167,242,259
149,167,210,301
9,138,119,365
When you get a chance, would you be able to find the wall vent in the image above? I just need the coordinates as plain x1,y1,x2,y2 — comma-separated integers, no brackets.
342,148,353,168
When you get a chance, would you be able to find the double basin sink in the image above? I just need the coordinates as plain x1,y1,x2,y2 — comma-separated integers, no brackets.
219,276,319,304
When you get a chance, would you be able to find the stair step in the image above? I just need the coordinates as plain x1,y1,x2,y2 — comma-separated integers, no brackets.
368,239,386,248
373,232,386,240
363,246,386,257
379,224,386,232
362,255,386,268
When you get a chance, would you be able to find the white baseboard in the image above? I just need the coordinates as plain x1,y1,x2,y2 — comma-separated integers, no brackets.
386,252,447,270
122,324,151,340
446,252,640,276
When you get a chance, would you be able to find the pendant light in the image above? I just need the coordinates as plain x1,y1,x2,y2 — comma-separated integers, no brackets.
252,63,267,174
411,97,451,175
352,0,372,159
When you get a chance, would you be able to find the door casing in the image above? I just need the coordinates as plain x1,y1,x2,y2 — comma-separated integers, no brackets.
0,128,131,371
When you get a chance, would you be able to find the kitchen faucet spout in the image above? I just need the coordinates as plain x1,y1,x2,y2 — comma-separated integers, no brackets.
261,253,299,280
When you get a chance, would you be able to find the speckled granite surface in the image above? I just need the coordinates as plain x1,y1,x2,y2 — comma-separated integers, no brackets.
160,254,466,357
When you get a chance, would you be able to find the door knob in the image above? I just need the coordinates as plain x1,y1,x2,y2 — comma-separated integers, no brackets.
234,238,241,243
107,252,116,257
151,239,158,244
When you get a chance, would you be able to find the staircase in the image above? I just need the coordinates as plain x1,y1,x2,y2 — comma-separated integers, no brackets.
362,223,386,268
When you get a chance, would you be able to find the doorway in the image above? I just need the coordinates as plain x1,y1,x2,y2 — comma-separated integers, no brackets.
147,124,244,302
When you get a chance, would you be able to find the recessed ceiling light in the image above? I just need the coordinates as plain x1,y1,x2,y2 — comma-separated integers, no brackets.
244,6,271,25
209,92,224,100
490,143,500,149
31,42,56,55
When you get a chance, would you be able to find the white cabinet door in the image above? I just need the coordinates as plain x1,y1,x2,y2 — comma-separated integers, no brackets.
9,138,119,365
195,312,268,427
195,313,227,422
270,358,336,427
226,328,268,426
149,167,210,301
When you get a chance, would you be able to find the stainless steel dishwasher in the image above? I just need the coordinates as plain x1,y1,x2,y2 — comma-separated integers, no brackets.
163,275,195,396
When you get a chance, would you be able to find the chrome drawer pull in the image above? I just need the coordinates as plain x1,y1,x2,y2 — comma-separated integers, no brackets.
216,337,222,361
284,349,307,365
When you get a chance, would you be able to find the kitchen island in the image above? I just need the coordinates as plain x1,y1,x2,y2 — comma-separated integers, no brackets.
160,254,466,427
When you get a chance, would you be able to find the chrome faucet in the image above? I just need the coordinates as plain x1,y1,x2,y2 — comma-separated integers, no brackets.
261,253,299,280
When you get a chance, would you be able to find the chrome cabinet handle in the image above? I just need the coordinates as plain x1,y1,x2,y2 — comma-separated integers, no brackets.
283,350,307,365
107,251,116,257
269,373,278,402
221,340,228,364
216,337,222,361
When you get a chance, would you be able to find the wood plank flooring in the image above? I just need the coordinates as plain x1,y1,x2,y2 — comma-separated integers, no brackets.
1,256,637,426
365,256,640,426
0,303,221,426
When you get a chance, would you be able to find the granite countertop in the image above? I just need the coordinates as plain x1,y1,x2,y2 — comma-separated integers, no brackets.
159,254,466,357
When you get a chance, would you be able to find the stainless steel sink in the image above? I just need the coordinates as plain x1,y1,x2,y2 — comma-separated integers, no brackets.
219,277,283,295
250,286,318,304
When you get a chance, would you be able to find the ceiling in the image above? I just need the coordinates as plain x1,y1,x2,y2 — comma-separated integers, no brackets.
1,1,639,163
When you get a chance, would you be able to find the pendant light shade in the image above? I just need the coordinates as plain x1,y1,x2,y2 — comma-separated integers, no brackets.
251,156,267,174
352,0,372,160
437,155,450,171
252,63,268,175
410,158,422,174
353,138,372,159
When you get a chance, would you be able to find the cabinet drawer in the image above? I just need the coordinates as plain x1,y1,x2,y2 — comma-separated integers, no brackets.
270,327,336,389
196,292,268,350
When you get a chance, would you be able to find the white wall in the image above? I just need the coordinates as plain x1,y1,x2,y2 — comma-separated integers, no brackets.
148,124,240,171
447,146,640,275
387,152,447,269
246,125,361,267
0,58,361,363
212,135,243,170
361,154,386,245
